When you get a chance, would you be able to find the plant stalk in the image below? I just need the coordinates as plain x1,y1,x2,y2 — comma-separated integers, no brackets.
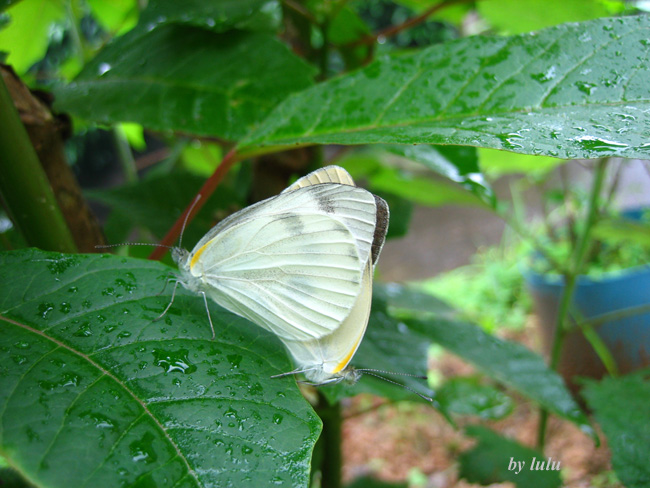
317,397,343,488
536,158,608,449
149,147,238,260
112,126,138,184
0,72,77,252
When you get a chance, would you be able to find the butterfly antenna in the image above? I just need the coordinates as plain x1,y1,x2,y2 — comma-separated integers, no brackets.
178,194,202,249
355,368,428,380
95,243,175,250
360,370,435,404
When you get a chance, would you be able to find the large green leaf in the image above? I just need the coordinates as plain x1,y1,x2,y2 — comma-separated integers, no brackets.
405,316,593,435
582,371,650,488
53,25,314,141
239,16,650,160
0,249,320,487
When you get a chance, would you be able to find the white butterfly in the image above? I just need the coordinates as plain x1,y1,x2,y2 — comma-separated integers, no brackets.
171,165,389,385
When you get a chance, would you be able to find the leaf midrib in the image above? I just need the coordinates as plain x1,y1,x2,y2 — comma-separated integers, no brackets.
243,98,650,149
0,315,203,487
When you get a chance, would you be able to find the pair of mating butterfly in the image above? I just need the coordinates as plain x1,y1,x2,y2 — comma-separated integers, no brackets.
144,165,427,395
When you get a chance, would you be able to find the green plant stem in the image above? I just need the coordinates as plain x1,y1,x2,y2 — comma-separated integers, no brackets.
576,318,619,377
66,0,88,64
536,159,609,450
112,126,138,184
0,73,77,253
317,397,342,488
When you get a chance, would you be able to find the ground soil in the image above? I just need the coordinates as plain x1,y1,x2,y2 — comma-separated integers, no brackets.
341,320,621,488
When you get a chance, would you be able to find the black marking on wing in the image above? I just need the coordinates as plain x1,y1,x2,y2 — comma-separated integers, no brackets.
371,195,389,264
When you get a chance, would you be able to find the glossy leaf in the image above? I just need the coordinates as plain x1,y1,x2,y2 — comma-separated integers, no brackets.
459,426,562,488
53,25,314,141
384,144,494,206
405,317,593,435
582,371,650,488
0,249,321,487
139,0,279,33
240,16,650,161
339,151,488,208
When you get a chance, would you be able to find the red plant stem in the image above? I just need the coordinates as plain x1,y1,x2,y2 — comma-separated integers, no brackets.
148,147,239,260
349,0,473,47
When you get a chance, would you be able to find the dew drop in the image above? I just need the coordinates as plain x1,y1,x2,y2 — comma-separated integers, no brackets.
38,303,55,320
97,63,111,75
129,432,158,464
152,348,197,374
227,354,242,369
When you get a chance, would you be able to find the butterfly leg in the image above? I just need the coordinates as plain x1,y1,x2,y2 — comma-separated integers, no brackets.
157,272,176,296
200,291,216,340
155,280,180,322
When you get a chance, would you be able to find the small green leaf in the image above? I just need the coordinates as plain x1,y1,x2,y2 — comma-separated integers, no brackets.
86,0,139,35
592,219,650,247
459,426,562,488
478,148,565,176
0,0,66,74
478,0,611,34
53,25,314,140
0,249,321,487
240,16,650,161
437,377,513,420
582,371,650,488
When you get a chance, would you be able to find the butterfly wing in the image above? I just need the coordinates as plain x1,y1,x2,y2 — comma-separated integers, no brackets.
187,183,379,342
280,258,373,383
191,183,377,275
282,165,356,192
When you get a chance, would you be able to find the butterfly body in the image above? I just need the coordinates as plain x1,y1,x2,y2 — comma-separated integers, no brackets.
173,166,389,384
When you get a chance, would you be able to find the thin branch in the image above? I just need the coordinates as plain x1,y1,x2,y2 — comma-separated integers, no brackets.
149,147,239,260
347,0,473,47
281,0,319,25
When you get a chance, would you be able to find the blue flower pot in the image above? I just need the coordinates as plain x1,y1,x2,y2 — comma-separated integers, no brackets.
525,264,650,393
